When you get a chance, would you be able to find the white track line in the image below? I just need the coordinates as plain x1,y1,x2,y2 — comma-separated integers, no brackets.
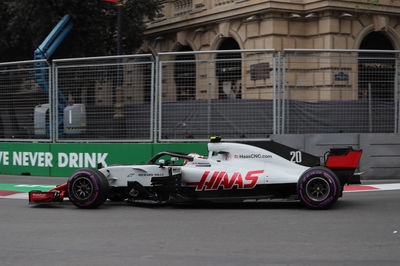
0,193,28,200
342,183,400,193
367,183,400,191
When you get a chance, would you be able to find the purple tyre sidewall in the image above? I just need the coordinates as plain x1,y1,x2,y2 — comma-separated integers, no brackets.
298,170,338,208
68,170,100,207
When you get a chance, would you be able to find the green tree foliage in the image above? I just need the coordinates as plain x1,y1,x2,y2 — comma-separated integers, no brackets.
0,2,12,59
0,0,160,62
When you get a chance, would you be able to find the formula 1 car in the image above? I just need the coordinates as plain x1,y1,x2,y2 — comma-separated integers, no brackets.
29,137,362,209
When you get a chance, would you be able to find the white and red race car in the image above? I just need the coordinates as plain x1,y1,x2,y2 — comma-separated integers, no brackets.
29,137,362,209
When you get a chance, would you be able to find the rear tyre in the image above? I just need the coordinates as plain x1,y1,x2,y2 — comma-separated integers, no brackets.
297,167,340,210
67,168,109,209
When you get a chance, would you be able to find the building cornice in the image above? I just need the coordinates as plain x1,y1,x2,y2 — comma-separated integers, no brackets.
144,0,400,36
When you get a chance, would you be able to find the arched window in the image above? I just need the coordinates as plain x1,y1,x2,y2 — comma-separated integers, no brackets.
358,31,395,132
359,32,394,101
216,38,242,99
174,45,196,101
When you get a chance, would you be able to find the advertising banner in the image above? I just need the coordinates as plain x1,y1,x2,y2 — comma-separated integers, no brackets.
0,142,207,177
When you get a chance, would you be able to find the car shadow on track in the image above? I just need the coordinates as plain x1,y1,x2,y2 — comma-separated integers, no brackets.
119,200,304,210
106,198,364,210
174,201,303,210
27,199,363,210
28,204,65,209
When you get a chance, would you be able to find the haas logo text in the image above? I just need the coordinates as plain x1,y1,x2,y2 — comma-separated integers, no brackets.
187,170,264,191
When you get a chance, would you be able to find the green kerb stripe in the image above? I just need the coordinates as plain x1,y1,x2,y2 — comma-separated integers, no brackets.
0,184,56,193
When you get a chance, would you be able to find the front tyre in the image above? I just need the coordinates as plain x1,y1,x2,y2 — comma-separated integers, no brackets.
68,168,109,209
297,167,340,210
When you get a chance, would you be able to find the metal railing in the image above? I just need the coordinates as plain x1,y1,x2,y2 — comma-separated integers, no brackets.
0,49,399,142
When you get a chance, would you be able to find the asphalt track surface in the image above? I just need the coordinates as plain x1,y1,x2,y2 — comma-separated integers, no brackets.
1,175,400,266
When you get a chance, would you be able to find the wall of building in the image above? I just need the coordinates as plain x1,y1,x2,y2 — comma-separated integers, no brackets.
143,0,400,52
140,1,400,103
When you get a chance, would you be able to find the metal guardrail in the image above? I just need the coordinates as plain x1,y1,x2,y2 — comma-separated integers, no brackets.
0,49,398,142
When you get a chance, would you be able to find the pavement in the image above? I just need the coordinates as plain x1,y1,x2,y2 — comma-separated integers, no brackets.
1,174,400,266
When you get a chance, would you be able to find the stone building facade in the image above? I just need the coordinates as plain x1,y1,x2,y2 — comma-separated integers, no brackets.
126,0,400,104
142,0,400,53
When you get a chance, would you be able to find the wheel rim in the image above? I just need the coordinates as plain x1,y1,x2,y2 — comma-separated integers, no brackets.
71,176,94,201
305,177,330,202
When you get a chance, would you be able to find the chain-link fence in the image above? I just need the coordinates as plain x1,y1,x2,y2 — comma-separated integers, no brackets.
280,49,398,134
0,60,51,141
53,54,154,142
0,49,399,142
158,49,276,141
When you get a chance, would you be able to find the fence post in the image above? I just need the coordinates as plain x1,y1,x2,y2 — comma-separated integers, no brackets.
282,51,288,134
368,82,373,133
50,62,56,142
150,56,156,143
207,82,212,137
273,52,277,135
54,62,60,142
276,52,281,134
276,51,285,134
395,53,400,133
156,55,162,143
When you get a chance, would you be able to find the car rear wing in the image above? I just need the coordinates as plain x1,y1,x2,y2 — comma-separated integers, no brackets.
324,148,363,185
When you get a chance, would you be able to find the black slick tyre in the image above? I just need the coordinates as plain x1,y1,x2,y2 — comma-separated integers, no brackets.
297,166,340,210
67,168,109,209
